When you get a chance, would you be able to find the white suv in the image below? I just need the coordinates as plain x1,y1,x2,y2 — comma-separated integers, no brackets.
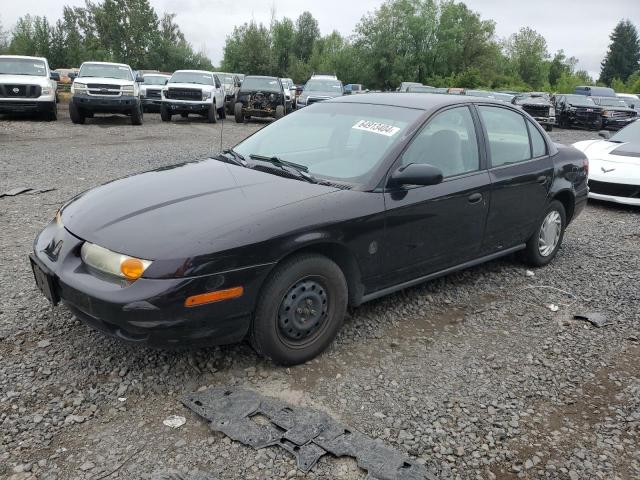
70,61,143,125
161,70,226,123
0,55,58,120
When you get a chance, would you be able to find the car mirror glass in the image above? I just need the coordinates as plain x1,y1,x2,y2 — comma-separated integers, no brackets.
388,163,443,188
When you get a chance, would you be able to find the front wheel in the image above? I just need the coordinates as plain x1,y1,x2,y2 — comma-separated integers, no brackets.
207,102,218,123
520,200,566,267
275,104,285,119
250,254,348,365
45,101,58,121
234,102,244,123
69,102,85,124
160,104,172,122
545,124,553,132
131,104,143,125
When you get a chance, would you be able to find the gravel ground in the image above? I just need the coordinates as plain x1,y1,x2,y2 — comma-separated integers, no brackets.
1,108,638,480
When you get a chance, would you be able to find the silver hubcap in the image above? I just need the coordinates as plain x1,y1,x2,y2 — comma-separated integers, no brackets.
538,211,561,257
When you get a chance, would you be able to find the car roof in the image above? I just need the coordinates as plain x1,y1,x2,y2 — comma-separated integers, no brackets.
245,75,279,80
81,61,130,68
330,92,504,110
144,73,170,77
0,55,48,62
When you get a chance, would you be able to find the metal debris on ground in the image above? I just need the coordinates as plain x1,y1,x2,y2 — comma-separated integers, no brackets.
182,387,436,480
162,415,186,428
0,187,56,198
573,312,612,328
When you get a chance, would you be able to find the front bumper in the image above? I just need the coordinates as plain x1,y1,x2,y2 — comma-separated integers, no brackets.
72,93,140,112
602,117,637,130
142,97,162,109
0,99,55,113
162,99,213,114
531,116,555,125
31,220,273,348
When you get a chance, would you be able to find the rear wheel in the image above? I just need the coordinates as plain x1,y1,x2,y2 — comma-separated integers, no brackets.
131,103,143,125
160,104,171,122
69,102,85,124
520,200,566,267
234,102,244,123
207,102,218,123
250,254,348,365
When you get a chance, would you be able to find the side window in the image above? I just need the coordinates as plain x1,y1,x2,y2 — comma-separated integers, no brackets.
528,120,547,157
401,106,479,178
479,106,531,167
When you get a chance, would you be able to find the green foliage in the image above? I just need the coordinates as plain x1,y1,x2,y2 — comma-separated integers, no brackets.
554,70,594,94
504,27,549,89
600,19,640,85
5,1,212,71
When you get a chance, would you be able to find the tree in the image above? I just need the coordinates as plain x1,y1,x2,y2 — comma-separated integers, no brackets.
0,16,9,53
221,21,272,75
294,12,319,62
600,19,640,85
548,49,577,87
505,27,549,89
271,18,296,76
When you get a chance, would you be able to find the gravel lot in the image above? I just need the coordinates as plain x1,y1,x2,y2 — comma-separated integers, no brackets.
1,107,639,480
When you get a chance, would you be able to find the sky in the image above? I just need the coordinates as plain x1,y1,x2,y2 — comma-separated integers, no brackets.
1,0,639,80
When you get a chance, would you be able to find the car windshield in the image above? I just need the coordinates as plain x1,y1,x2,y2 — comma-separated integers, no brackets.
0,58,47,76
233,103,421,185
170,72,213,85
143,76,168,85
596,98,630,107
304,79,343,93
79,63,132,80
241,77,281,92
610,120,639,142
564,95,596,107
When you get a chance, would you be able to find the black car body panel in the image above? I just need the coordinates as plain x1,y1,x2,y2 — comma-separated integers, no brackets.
512,94,554,128
591,96,638,130
554,94,603,129
32,93,588,348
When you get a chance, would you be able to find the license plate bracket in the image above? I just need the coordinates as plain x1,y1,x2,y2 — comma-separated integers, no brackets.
29,255,60,306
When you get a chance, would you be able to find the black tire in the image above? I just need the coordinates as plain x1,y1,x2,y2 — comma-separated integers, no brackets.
160,104,171,122
545,124,553,132
234,102,244,123
131,103,143,125
207,102,217,123
251,254,348,366
520,200,566,267
180,113,189,118
275,104,285,119
69,102,85,124
45,101,57,121
217,105,226,120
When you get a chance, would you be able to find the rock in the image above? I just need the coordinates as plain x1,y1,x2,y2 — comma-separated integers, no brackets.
79,461,95,471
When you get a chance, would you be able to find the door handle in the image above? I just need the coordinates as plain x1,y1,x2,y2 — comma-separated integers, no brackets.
468,192,483,204
537,175,548,185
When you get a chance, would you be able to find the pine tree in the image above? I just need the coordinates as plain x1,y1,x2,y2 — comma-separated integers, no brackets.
599,19,640,85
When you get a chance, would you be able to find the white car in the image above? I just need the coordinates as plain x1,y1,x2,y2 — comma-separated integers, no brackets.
161,70,226,123
573,120,640,206
140,73,170,112
0,55,58,120
280,77,296,110
70,61,143,125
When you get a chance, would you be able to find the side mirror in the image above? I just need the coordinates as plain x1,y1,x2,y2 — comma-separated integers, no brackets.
68,72,77,79
50,72,60,81
164,79,169,85
598,130,611,140
389,163,443,188
136,75,143,83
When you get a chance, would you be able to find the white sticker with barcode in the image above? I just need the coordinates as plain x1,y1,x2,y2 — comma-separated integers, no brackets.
352,120,400,137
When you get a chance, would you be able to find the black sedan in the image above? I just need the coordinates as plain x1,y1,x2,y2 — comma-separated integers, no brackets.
31,94,588,365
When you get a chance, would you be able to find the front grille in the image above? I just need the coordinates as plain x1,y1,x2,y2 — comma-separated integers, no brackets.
249,93,269,110
146,89,161,99
522,104,550,117
165,88,202,101
609,110,637,119
87,84,121,96
0,84,41,98
574,109,600,122
589,180,640,198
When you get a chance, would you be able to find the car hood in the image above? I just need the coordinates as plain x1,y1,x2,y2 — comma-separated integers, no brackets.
61,159,339,260
301,91,342,99
573,139,640,164
0,74,50,86
76,77,134,86
167,82,211,91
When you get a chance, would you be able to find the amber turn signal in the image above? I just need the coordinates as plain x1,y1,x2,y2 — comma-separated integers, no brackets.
120,258,146,280
185,287,244,307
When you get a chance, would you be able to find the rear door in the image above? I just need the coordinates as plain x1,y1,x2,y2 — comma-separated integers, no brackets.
381,105,491,287
477,105,554,253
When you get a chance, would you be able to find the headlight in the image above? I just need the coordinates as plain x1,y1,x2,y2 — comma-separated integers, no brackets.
549,107,555,116
121,85,134,95
81,242,152,281
41,87,52,96
202,90,211,100
71,82,87,94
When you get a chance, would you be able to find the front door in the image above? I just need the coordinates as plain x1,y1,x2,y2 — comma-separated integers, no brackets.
380,105,490,288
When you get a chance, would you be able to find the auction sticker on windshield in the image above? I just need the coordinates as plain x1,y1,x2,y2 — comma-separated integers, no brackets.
352,120,401,137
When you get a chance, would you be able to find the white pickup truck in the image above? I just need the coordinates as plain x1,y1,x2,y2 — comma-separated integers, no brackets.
70,61,143,125
0,55,58,120
160,70,226,123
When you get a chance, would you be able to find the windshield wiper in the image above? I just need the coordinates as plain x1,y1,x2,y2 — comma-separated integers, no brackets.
218,149,249,167
249,154,317,183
